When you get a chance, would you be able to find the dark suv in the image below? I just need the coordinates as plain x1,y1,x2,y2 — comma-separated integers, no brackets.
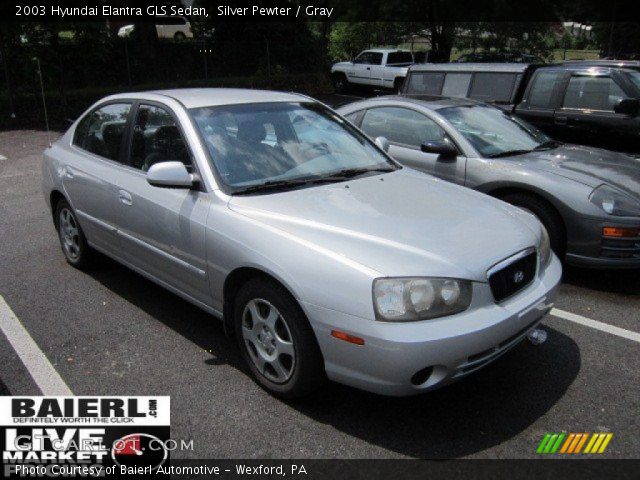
515,65,640,153
403,63,640,154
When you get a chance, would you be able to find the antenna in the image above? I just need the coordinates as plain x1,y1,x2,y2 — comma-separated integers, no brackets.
33,57,51,147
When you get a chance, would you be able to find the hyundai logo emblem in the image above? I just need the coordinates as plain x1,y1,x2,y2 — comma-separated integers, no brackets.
513,270,525,284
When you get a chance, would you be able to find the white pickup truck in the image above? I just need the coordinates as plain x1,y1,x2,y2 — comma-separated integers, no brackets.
331,49,414,93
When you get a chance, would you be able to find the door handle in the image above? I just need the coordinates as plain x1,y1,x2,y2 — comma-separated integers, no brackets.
63,167,74,179
366,67,371,70
555,116,568,125
118,189,133,206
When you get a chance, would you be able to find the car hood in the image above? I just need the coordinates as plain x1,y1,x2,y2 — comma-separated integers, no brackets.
228,169,541,281
515,145,640,197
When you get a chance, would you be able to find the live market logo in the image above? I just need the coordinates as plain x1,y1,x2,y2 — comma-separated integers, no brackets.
1,396,170,477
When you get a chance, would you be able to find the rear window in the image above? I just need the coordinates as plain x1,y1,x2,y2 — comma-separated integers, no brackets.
469,73,517,103
526,71,563,108
405,72,444,95
387,52,413,65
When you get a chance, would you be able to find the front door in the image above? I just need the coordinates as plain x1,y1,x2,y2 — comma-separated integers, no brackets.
114,102,212,305
359,106,467,185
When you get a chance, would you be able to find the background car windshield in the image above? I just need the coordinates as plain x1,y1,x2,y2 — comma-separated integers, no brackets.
438,105,550,157
191,102,394,188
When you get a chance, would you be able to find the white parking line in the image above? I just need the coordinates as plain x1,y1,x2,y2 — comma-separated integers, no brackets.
551,308,640,343
0,154,7,161
0,294,73,395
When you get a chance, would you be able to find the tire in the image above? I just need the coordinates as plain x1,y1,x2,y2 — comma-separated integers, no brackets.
54,198,94,269
394,77,405,94
332,73,349,94
234,277,326,398
500,192,566,257
174,32,186,40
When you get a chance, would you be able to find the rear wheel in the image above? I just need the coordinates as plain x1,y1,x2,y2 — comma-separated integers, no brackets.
394,77,405,93
174,31,186,40
501,192,566,257
54,199,94,269
234,277,326,398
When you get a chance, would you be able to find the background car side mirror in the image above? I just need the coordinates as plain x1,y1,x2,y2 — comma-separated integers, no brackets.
374,136,390,153
146,161,196,188
614,98,640,116
420,140,457,159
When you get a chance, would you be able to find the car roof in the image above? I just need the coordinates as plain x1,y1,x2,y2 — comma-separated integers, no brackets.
408,62,532,73
537,64,638,75
114,88,311,109
346,94,484,111
563,59,640,68
363,48,410,54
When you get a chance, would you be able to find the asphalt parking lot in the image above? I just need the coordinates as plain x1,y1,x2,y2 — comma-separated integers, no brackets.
0,128,639,460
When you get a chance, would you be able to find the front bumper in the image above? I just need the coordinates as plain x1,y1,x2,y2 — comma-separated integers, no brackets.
304,254,562,396
566,217,640,269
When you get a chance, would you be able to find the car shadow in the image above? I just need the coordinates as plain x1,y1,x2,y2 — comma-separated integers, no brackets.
562,264,640,295
87,254,581,459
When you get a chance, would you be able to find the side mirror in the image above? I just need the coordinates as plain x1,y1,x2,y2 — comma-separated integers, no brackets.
146,161,196,188
614,98,639,116
420,140,457,159
374,136,390,153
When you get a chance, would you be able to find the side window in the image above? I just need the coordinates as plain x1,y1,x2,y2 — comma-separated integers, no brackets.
562,76,628,111
343,111,361,125
369,52,383,65
73,103,131,162
405,72,445,95
526,71,563,108
130,104,193,171
442,73,472,97
360,107,446,148
353,52,373,64
469,73,517,102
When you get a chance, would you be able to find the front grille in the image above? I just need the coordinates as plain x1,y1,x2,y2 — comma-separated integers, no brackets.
600,236,640,259
488,249,537,302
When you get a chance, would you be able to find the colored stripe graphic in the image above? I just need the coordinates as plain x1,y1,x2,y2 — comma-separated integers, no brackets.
539,433,613,454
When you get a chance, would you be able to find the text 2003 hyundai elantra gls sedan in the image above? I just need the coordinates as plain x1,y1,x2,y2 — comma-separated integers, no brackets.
42,89,561,397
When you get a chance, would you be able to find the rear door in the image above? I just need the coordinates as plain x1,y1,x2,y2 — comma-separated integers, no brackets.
64,102,133,255
515,69,566,137
113,101,212,305
359,106,466,185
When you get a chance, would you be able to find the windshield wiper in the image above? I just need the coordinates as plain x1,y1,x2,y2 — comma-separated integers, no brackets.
322,166,396,179
487,149,532,158
233,178,320,195
533,140,564,151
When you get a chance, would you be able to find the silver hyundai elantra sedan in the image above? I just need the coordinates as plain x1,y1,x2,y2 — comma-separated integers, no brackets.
42,89,561,397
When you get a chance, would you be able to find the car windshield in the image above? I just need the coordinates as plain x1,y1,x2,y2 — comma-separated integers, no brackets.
438,104,551,158
190,102,396,192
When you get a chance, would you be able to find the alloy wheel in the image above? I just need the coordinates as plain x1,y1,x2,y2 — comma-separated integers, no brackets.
241,298,295,384
59,208,80,260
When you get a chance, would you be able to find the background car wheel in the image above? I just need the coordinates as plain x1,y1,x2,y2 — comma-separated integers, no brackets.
501,192,566,258
394,77,405,93
234,277,326,398
332,73,349,94
54,199,94,269
174,32,186,40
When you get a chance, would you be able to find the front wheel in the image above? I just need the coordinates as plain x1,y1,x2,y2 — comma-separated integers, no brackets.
501,192,566,258
54,199,94,269
234,277,326,398
332,73,350,94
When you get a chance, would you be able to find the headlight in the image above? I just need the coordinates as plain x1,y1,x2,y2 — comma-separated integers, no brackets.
538,225,551,270
373,277,472,321
589,184,640,217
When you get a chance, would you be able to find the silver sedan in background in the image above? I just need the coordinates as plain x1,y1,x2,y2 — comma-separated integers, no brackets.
338,96,640,269
42,89,561,397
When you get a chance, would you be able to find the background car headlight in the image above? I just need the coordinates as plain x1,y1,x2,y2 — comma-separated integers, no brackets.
373,277,472,321
538,225,551,270
589,184,640,217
